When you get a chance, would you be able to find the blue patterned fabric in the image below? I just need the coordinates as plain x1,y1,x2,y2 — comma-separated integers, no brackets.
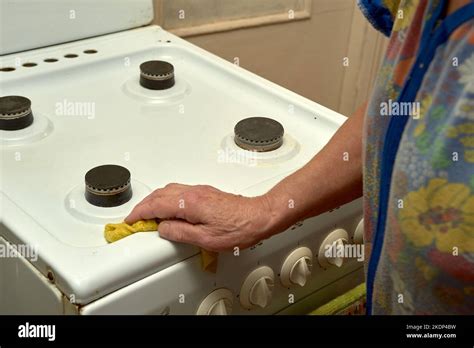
358,0,474,314
358,0,396,36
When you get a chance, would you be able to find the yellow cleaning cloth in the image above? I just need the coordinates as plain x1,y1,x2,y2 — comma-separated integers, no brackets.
104,219,218,273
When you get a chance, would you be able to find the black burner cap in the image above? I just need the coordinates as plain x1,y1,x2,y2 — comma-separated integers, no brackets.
234,117,284,152
0,95,34,131
85,164,133,207
139,60,175,90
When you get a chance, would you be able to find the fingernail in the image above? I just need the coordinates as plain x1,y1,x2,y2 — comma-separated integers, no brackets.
158,222,169,239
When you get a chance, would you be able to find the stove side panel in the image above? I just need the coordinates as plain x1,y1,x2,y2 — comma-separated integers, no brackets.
0,237,64,314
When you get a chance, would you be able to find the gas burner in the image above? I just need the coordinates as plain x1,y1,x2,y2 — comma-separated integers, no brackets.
0,95,34,131
139,60,175,90
85,165,133,207
234,117,284,152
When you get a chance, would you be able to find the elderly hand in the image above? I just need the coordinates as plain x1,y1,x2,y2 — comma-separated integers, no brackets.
125,184,277,252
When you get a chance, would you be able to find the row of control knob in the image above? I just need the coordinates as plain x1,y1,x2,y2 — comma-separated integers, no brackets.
197,220,364,315
197,266,275,315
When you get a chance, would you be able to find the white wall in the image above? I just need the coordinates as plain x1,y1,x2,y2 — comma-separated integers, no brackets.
155,0,387,117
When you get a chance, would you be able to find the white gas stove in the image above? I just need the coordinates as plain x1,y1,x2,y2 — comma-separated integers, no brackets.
0,0,364,315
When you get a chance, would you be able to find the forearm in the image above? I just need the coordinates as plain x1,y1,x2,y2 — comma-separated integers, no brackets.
127,104,366,251
262,103,366,235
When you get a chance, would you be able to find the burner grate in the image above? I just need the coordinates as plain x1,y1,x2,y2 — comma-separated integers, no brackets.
234,117,284,152
139,60,175,90
0,96,34,131
85,165,133,207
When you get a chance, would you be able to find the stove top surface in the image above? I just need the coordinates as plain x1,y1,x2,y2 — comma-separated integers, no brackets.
0,26,347,303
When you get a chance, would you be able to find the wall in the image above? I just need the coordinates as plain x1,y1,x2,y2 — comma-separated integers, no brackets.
154,0,387,117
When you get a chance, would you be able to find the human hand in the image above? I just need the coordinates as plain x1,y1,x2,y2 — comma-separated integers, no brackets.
125,184,277,252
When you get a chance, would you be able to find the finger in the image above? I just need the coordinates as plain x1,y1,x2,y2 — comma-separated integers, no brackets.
136,183,191,207
125,195,188,223
159,220,209,249
126,184,191,223
125,198,162,223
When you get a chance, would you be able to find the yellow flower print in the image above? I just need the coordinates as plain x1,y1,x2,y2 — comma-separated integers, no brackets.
413,95,433,137
415,257,437,281
465,149,474,163
445,123,474,163
419,95,433,118
392,0,417,32
454,96,474,120
446,123,474,137
414,123,426,137
376,64,398,99
460,136,474,147
383,0,401,17
399,178,474,253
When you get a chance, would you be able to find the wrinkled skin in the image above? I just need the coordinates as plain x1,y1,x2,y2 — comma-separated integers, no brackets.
126,104,367,252
126,183,274,252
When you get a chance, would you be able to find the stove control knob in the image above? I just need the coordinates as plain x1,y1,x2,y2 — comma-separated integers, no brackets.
208,299,231,315
280,247,313,287
326,238,347,267
196,288,233,315
240,266,275,310
353,219,364,245
318,228,349,269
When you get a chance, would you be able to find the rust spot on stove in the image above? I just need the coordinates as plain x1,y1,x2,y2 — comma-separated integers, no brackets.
47,270,55,283
62,295,83,315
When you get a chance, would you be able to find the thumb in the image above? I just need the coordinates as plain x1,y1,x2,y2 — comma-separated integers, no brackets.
158,220,205,247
